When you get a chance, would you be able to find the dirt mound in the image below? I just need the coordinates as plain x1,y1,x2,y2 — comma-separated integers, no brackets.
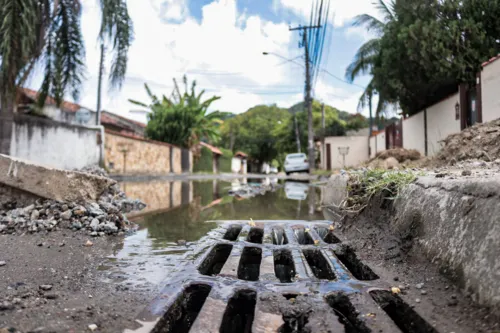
374,148,422,163
436,119,500,165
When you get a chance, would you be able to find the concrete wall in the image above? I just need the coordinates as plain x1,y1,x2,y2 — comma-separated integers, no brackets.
427,93,460,156
171,147,182,174
10,115,100,170
232,157,242,173
481,59,500,122
324,136,368,169
105,131,172,175
402,111,426,156
375,132,386,154
369,136,376,159
41,105,96,127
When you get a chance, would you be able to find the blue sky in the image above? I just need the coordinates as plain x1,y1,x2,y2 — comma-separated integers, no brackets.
29,0,380,123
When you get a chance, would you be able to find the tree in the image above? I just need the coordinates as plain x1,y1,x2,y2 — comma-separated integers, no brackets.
219,104,291,163
0,0,133,111
130,76,226,148
345,0,396,134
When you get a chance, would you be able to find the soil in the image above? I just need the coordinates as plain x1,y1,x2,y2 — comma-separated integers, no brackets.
373,148,422,163
327,194,500,333
0,231,152,333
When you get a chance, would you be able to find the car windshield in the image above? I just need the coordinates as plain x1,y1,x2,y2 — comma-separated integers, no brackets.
287,154,305,160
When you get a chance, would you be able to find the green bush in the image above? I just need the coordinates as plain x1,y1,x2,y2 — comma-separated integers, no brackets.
219,148,232,173
193,146,213,173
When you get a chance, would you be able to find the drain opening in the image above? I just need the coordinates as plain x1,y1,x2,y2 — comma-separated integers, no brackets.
370,290,439,333
223,225,243,241
278,309,311,333
198,244,233,276
303,249,336,280
247,228,264,244
315,227,341,244
220,289,257,333
333,246,379,280
152,284,211,333
238,247,262,281
295,228,314,245
325,293,371,333
274,249,296,283
272,228,289,245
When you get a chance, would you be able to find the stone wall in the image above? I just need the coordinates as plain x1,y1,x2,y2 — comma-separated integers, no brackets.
10,114,100,170
105,130,179,175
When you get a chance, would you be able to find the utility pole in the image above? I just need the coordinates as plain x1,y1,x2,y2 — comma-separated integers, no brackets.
96,43,105,126
294,114,301,153
321,103,325,169
290,25,321,172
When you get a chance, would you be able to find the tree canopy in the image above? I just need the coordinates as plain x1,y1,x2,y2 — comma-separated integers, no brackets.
353,0,500,116
130,76,227,148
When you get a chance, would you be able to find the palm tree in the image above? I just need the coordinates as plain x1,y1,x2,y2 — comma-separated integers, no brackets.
0,0,133,111
345,0,395,135
129,76,228,149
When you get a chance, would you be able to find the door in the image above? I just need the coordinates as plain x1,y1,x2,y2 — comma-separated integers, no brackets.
326,144,332,170
467,88,478,127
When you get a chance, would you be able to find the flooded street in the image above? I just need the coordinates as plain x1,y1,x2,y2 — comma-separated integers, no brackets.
100,178,327,290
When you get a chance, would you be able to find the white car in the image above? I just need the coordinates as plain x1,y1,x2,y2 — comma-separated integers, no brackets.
284,153,309,175
285,181,309,201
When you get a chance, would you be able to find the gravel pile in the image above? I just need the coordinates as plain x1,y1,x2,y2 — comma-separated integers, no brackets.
0,175,146,237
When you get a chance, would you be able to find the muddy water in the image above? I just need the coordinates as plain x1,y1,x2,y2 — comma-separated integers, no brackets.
99,178,327,291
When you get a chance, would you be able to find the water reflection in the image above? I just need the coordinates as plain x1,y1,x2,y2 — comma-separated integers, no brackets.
101,178,325,290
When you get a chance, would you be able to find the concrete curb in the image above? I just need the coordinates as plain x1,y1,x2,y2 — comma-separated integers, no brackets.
0,154,115,203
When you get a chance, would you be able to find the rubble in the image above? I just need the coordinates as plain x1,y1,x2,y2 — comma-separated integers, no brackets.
436,118,500,165
0,166,146,237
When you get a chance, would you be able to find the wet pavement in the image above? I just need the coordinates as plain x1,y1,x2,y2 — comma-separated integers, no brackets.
99,178,327,291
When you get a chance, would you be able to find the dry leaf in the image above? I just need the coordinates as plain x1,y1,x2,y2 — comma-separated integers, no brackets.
248,218,256,227
314,240,320,246
305,228,310,233
329,225,335,231
85,240,93,247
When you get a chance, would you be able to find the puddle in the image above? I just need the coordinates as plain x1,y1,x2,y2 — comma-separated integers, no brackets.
303,249,336,280
370,290,439,333
101,179,324,290
325,293,370,333
238,247,262,281
220,289,257,333
152,284,211,333
274,249,296,283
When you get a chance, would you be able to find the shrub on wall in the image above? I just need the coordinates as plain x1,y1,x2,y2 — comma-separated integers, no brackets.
193,146,213,173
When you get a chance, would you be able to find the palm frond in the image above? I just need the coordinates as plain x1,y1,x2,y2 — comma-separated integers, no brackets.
345,39,380,81
352,14,385,34
99,0,133,90
374,0,395,22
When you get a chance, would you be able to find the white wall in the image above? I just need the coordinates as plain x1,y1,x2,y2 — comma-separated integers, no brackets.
375,132,386,154
402,112,426,156
427,93,460,156
324,136,368,169
481,59,500,122
41,105,96,127
10,115,100,170
369,136,376,158
231,157,242,173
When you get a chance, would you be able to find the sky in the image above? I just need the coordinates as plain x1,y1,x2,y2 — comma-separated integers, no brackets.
29,0,380,123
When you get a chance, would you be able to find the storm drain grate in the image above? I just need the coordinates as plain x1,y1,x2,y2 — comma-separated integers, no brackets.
131,221,441,333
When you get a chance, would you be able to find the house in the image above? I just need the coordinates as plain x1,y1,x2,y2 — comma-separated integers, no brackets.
232,151,248,174
199,142,223,173
17,88,146,137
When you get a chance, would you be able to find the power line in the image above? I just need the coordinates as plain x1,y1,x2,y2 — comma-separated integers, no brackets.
320,68,366,89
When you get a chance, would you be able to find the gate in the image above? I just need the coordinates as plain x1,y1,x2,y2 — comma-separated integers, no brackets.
385,120,403,149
